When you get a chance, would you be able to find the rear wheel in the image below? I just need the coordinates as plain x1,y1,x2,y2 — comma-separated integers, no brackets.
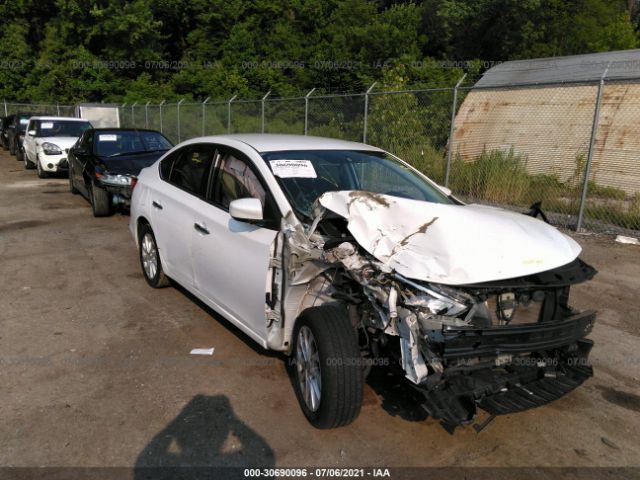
292,305,363,429
9,139,16,155
138,224,170,288
90,183,112,217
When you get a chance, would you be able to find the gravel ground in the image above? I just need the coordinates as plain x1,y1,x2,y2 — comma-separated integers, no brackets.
0,149,639,477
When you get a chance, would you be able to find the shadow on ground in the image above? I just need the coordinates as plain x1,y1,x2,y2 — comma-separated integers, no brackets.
135,394,275,480
366,365,429,422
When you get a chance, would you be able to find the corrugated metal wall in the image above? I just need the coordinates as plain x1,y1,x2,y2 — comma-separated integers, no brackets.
453,82,640,195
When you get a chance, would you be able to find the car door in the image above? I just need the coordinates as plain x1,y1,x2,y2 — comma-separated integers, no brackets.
192,146,280,344
23,120,37,161
70,131,91,195
151,144,215,289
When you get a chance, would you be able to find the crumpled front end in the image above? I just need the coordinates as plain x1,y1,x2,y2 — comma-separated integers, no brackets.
271,190,598,427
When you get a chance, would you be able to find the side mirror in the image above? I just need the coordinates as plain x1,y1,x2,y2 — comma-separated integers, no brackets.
73,147,87,155
438,185,452,197
229,198,263,223
27,130,36,136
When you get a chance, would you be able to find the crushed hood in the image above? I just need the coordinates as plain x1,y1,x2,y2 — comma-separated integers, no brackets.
317,190,581,285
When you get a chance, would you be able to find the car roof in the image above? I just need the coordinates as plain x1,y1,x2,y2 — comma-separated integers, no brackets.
91,128,162,133
29,116,90,122
184,134,383,153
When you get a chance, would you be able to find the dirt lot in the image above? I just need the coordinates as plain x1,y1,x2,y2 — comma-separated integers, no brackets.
1,148,639,476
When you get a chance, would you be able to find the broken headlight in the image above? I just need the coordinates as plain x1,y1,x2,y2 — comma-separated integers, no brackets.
396,274,469,316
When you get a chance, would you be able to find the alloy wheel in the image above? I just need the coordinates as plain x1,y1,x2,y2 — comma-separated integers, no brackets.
296,325,322,412
141,233,158,280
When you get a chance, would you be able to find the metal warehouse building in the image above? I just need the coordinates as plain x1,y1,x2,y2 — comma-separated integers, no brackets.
452,49,640,196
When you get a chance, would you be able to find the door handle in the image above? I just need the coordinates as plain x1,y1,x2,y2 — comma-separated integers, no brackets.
194,223,210,235
152,201,163,210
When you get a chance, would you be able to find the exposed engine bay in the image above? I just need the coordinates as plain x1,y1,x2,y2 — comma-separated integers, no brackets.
266,190,597,427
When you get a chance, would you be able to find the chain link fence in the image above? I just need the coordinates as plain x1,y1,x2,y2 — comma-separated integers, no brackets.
3,102,76,117
4,77,639,235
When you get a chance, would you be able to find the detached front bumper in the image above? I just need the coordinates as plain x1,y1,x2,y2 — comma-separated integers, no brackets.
419,311,596,426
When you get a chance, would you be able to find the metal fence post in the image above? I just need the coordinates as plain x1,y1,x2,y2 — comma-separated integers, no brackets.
363,82,376,143
576,64,610,232
131,102,137,126
261,91,271,134
145,101,150,128
121,103,127,127
177,99,185,143
304,88,316,135
227,95,237,133
3,99,7,116
202,97,210,136
444,74,467,188
56,103,60,116
159,100,165,133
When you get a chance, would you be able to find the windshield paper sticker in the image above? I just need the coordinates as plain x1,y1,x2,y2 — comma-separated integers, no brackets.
270,159,317,178
99,134,117,141
41,122,54,129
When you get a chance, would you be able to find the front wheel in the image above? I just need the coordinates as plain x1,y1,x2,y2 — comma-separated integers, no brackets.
24,152,35,169
90,183,112,217
292,305,363,429
138,224,170,288
36,156,48,178
68,167,78,194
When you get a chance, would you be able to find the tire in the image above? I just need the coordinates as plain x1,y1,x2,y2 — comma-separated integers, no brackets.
16,147,24,163
292,305,363,429
138,224,170,288
68,167,79,194
24,151,35,170
90,183,112,217
9,139,16,155
36,156,48,178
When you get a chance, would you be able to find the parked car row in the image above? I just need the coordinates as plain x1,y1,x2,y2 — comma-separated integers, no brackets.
2,129,598,430
1,113,172,216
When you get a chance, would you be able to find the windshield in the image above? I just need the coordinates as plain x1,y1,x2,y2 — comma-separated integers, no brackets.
36,120,91,137
261,150,453,219
95,130,173,157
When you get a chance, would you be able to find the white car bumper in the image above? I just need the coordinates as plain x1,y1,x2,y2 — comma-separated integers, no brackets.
38,152,69,172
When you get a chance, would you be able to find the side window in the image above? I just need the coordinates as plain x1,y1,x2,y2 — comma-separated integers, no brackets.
159,152,174,180
85,131,94,152
212,151,267,210
167,146,215,197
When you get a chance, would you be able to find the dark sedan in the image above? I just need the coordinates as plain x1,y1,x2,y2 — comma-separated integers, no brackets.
5,112,35,159
68,128,173,217
0,116,11,150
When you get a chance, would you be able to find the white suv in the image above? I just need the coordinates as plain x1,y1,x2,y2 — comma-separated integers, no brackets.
23,116,92,178
129,134,597,429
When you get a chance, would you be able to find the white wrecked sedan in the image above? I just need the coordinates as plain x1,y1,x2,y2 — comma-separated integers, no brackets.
129,134,596,429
